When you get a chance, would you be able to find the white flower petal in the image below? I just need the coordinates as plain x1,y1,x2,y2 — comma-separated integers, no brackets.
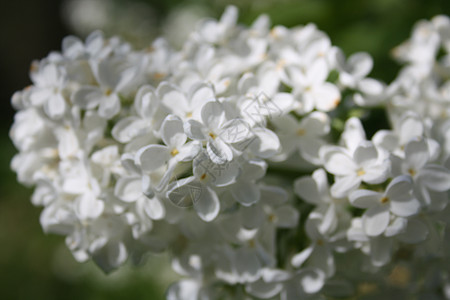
166,279,200,300
176,141,202,162
235,247,261,283
136,144,170,172
321,146,356,176
114,176,142,203
112,117,145,143
294,176,321,205
348,52,373,78
341,117,366,153
398,113,423,146
271,115,298,135
372,130,398,152
309,243,335,277
260,185,288,206
361,159,390,184
98,93,120,119
72,85,102,109
76,193,104,220
369,236,392,267
384,217,407,237
144,197,165,220
261,268,291,282
161,115,186,148
399,219,428,244
298,137,325,164
167,176,199,208
317,205,337,234
248,128,280,158
241,159,267,180
363,205,390,236
159,83,189,117
297,268,326,294
193,153,239,187
220,119,252,144
308,59,328,84
405,139,429,170
231,180,260,206
134,85,158,118
57,127,79,160
184,119,207,140
201,101,226,130
330,175,360,198
207,139,233,164
418,164,450,191
387,176,421,216
30,88,52,106
92,241,128,273
353,142,378,166
274,205,299,228
194,186,220,222
313,82,341,112
40,204,74,235
301,111,330,136
270,93,295,113
391,195,421,216
188,82,215,110
291,246,314,268
349,189,381,209
44,94,66,119
246,280,283,299
240,205,264,229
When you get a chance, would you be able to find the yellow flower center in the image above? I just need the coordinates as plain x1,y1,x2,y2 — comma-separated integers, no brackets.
153,72,166,80
357,168,366,176
296,129,306,136
268,214,277,223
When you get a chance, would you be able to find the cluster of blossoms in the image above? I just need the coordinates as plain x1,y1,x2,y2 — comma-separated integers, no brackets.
10,7,450,299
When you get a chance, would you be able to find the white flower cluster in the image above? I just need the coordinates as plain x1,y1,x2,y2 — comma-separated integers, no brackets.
10,7,450,299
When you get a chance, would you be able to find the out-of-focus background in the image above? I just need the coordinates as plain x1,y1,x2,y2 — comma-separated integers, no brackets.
0,0,449,299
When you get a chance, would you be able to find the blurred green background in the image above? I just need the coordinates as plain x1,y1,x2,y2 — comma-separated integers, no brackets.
0,0,449,299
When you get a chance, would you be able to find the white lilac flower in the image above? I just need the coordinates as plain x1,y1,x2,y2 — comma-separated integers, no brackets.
184,101,252,164
332,49,385,106
166,152,239,221
392,18,440,68
111,85,164,147
136,114,201,187
272,112,330,163
391,139,450,210
288,58,341,113
113,151,168,225
372,112,425,157
294,168,349,234
159,82,216,122
194,5,238,45
72,52,147,119
28,62,68,119
291,214,347,278
11,6,450,299
226,158,267,206
321,141,390,198
349,175,420,237
237,77,294,126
